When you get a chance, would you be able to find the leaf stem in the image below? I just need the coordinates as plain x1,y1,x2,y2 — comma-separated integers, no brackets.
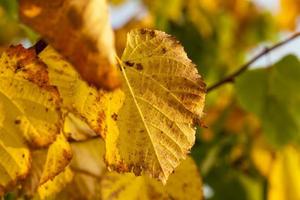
207,32,300,93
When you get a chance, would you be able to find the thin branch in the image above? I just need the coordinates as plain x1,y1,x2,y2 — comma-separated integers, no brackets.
207,32,300,93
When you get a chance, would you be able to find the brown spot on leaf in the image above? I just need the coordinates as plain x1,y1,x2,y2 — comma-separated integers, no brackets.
14,63,24,73
111,113,118,121
140,29,147,34
136,63,143,71
149,30,156,37
133,166,142,175
63,149,72,162
14,119,21,125
125,61,134,67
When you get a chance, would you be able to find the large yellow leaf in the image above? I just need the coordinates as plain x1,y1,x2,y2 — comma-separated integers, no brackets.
39,46,124,139
101,157,203,200
105,29,206,183
0,45,61,147
19,0,120,90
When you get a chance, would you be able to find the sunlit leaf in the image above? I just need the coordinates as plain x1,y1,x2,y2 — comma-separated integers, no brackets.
115,15,153,57
0,45,61,147
277,0,300,30
38,167,73,200
57,139,106,200
21,133,72,198
39,46,124,140
39,133,72,185
105,29,206,183
251,137,300,200
101,157,203,200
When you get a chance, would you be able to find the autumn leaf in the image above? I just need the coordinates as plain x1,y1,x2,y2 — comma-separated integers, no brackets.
19,0,120,90
39,133,72,185
143,0,183,22
21,133,72,199
114,15,154,57
110,0,125,5
277,0,300,30
38,167,74,200
251,137,300,200
39,46,124,140
56,138,106,200
0,101,30,196
101,157,203,200
105,29,206,183
56,139,106,200
0,45,61,147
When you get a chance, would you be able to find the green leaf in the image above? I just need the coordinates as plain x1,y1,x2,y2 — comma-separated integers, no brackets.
235,55,300,147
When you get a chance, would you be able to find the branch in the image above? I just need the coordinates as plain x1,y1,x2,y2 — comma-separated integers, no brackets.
207,32,300,93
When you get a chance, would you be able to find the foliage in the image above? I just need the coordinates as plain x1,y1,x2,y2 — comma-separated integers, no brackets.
0,0,300,200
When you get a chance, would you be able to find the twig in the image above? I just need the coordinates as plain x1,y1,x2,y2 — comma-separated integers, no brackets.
207,32,300,93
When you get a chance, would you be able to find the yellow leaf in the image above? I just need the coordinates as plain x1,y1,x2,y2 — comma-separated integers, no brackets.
19,0,120,90
105,29,206,183
21,150,46,197
21,133,72,197
70,139,106,177
186,0,213,37
115,15,154,57
39,46,124,139
0,45,61,147
268,146,300,200
101,157,203,200
56,139,106,200
39,133,72,185
38,167,74,200
278,0,300,30
0,100,30,195
251,137,300,200
251,137,274,177
110,0,125,5
143,0,183,21
63,113,98,141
